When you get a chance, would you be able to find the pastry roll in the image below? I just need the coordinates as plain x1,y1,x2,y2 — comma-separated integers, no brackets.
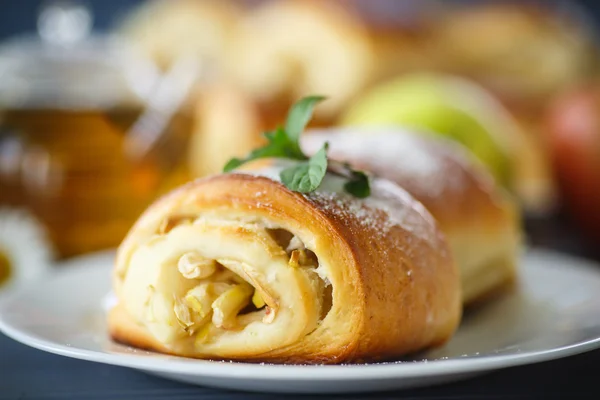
118,0,242,72
227,0,374,119
109,165,460,363
302,128,521,305
189,84,266,178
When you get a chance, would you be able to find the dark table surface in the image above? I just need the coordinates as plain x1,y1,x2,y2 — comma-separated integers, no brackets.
2,215,600,400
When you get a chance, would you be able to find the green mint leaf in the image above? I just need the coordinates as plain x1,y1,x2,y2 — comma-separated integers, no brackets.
222,95,371,199
224,96,324,172
223,127,306,172
223,158,244,172
222,143,285,172
263,127,286,145
285,95,326,144
280,143,328,193
267,126,305,160
344,170,371,198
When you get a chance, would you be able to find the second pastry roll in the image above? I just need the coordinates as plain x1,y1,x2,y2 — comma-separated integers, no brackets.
302,128,522,305
109,165,460,363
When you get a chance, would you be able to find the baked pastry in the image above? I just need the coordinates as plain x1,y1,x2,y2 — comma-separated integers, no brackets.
302,128,521,305
427,2,595,111
109,163,461,363
188,83,266,178
333,0,440,80
118,0,242,71
227,0,374,119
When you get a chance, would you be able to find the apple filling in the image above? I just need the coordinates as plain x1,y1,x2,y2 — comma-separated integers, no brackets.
120,215,330,357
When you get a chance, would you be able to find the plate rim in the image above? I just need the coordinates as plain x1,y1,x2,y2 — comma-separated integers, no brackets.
2,248,600,381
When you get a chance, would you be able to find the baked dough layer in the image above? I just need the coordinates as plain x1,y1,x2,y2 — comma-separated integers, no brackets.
302,128,522,305
109,168,461,363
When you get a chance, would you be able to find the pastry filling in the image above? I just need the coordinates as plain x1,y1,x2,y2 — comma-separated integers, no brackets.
119,214,330,355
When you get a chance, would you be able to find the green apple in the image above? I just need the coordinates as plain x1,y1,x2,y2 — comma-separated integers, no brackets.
341,73,518,187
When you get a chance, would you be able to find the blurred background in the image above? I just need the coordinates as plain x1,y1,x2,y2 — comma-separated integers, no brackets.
1,0,600,290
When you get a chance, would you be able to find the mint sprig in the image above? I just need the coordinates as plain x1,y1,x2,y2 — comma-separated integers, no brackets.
223,127,304,172
285,95,325,144
344,170,371,198
223,96,370,198
280,143,328,193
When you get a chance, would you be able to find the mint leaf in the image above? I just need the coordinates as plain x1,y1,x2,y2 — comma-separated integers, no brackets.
223,95,370,198
266,127,305,160
285,96,326,144
223,158,245,172
222,144,284,172
223,97,323,173
344,170,371,198
280,143,328,193
223,127,305,172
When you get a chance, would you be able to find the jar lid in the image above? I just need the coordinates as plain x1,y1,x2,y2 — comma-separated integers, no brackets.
0,1,161,109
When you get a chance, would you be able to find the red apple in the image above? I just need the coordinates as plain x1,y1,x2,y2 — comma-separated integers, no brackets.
546,86,600,243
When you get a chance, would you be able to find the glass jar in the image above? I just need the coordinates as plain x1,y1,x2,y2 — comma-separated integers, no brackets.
0,2,196,259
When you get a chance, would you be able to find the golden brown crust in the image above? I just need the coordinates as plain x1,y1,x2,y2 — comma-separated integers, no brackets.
303,128,510,229
302,128,522,305
110,170,460,364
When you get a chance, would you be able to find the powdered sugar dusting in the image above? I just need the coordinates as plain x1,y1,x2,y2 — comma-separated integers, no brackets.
238,160,440,249
302,127,468,198
304,175,439,247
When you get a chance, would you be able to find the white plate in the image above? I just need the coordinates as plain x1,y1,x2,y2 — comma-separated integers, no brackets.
1,249,600,394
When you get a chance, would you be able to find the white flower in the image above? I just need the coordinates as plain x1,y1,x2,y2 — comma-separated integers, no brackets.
0,207,54,298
